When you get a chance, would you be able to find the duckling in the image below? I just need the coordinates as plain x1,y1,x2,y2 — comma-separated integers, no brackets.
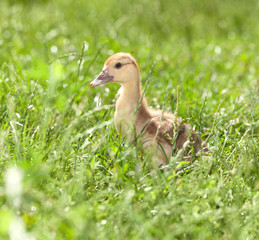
90,52,207,166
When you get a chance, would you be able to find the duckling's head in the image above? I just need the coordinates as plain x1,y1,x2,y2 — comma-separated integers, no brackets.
90,52,140,87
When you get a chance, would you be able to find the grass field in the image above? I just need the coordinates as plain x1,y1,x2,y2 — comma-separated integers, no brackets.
0,0,258,239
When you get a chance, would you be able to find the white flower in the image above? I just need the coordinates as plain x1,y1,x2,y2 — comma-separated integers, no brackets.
5,167,23,198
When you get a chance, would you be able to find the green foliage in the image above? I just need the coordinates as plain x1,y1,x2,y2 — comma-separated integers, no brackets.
0,0,258,239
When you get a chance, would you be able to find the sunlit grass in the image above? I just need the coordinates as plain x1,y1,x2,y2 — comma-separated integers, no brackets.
0,0,258,239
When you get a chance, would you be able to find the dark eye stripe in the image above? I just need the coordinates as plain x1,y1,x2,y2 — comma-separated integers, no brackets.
115,62,122,69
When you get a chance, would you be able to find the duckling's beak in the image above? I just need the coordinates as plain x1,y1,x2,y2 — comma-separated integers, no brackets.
90,69,113,87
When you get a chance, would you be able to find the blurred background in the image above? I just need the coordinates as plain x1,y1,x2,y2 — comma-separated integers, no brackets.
1,0,258,110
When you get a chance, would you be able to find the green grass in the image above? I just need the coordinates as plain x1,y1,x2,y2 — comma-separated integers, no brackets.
0,0,259,239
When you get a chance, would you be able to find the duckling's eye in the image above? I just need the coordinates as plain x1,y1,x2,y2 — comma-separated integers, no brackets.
115,62,122,69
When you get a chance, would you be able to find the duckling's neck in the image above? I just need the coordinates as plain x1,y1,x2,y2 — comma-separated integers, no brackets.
120,81,142,107
115,80,146,135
